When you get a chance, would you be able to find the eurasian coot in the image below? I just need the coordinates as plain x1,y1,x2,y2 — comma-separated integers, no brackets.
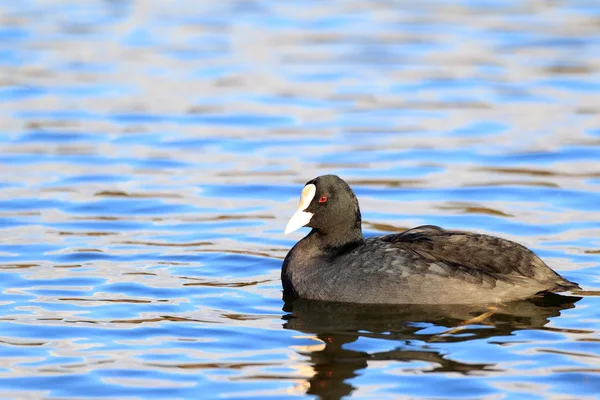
282,175,580,304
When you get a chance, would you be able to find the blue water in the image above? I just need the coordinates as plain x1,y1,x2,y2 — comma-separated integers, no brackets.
1,0,600,398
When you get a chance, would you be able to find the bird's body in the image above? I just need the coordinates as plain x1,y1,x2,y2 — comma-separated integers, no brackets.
282,175,580,304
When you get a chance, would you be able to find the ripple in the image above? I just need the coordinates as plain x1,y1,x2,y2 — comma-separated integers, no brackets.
1,0,599,398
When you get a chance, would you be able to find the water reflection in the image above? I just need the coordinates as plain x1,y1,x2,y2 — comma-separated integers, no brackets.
283,295,582,399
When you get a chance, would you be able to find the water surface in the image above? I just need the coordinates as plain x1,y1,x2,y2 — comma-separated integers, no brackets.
1,0,600,398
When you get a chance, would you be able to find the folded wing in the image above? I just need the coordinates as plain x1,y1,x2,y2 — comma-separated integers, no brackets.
381,225,579,293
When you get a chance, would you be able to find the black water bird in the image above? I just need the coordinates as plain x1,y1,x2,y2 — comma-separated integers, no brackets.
282,175,580,304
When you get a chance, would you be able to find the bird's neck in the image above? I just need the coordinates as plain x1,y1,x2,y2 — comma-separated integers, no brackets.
308,226,364,253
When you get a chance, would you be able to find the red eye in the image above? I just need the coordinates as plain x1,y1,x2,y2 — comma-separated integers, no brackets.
319,196,327,203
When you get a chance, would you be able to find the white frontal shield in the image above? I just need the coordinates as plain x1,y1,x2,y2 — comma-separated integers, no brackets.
284,184,316,234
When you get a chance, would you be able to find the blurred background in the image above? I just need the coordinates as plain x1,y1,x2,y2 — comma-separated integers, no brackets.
1,0,600,399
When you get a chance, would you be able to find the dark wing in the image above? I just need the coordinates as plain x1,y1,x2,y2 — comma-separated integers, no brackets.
382,225,579,291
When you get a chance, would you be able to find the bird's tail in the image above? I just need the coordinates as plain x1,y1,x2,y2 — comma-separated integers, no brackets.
548,277,581,293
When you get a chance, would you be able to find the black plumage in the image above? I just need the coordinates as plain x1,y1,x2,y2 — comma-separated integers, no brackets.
282,175,580,304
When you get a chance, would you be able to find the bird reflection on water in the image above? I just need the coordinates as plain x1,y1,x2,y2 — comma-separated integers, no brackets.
282,295,581,399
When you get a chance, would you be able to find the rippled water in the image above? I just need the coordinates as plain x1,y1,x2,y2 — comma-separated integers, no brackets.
1,0,600,398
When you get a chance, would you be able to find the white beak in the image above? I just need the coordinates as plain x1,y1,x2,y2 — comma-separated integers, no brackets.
284,184,316,234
